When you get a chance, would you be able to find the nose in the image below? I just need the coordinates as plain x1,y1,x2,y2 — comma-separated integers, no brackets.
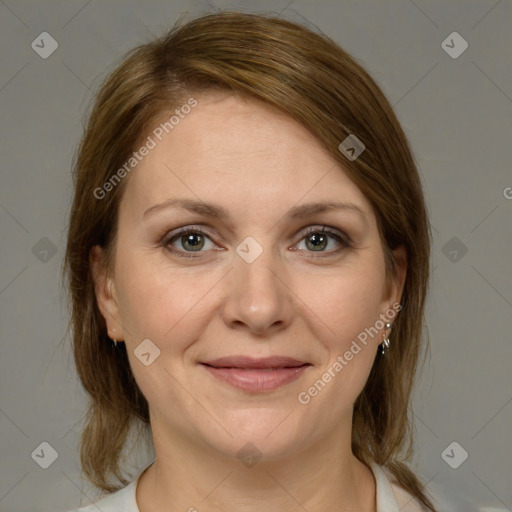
220,242,294,337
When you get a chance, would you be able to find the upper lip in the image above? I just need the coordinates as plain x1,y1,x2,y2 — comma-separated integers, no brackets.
201,356,310,369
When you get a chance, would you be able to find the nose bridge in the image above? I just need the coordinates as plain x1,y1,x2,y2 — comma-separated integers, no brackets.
222,234,292,333
236,234,282,304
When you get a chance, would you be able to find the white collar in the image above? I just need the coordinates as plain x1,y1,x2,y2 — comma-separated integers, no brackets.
368,461,401,511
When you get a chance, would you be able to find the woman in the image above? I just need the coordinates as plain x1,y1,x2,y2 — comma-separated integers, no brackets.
64,10,440,512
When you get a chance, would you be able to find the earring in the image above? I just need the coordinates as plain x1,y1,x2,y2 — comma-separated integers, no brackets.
109,328,118,348
380,322,392,355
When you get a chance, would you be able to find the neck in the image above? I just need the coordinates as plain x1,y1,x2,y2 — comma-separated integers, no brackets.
136,419,376,512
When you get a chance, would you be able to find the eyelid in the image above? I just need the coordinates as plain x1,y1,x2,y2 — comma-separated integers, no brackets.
160,225,215,247
162,224,350,242
299,225,352,245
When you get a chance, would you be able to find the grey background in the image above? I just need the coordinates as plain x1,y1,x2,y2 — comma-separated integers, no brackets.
1,1,511,511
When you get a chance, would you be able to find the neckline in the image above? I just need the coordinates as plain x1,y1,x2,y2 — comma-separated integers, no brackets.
129,460,400,512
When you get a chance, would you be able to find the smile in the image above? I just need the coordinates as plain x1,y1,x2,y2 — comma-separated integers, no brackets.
199,356,312,392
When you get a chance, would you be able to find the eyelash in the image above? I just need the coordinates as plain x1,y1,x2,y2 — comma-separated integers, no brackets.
160,225,352,259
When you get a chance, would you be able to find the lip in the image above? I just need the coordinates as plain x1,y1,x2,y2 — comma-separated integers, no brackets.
200,356,311,392
203,356,308,369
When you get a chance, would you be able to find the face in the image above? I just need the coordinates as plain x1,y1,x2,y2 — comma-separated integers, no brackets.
92,91,406,462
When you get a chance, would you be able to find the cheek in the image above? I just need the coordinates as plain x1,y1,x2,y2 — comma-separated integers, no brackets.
294,256,386,406
113,251,217,414
114,246,223,355
299,257,387,352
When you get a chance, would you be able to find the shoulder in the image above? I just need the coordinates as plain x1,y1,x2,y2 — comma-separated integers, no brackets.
64,480,138,512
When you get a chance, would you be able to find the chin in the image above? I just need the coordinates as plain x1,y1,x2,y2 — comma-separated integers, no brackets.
198,408,312,464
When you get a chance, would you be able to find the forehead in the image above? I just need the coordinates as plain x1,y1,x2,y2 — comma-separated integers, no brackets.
120,91,372,221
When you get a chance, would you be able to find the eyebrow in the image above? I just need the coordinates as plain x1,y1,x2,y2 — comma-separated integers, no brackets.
143,198,368,225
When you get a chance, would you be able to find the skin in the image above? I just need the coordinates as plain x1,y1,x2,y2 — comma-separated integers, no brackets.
91,90,406,512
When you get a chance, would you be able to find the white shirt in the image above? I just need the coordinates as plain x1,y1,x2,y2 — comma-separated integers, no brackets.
66,461,433,512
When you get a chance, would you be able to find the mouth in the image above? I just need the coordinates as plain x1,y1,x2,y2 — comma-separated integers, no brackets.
199,356,312,392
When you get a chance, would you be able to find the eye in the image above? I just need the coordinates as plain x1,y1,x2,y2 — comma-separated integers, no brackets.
161,225,351,260
295,226,351,255
162,227,216,258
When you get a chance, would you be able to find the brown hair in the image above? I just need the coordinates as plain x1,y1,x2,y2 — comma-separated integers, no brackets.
63,10,435,510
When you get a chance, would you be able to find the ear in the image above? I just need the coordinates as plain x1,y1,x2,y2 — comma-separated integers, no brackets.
89,245,124,341
380,245,407,313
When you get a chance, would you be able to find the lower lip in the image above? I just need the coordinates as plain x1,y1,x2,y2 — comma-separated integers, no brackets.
201,364,310,392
